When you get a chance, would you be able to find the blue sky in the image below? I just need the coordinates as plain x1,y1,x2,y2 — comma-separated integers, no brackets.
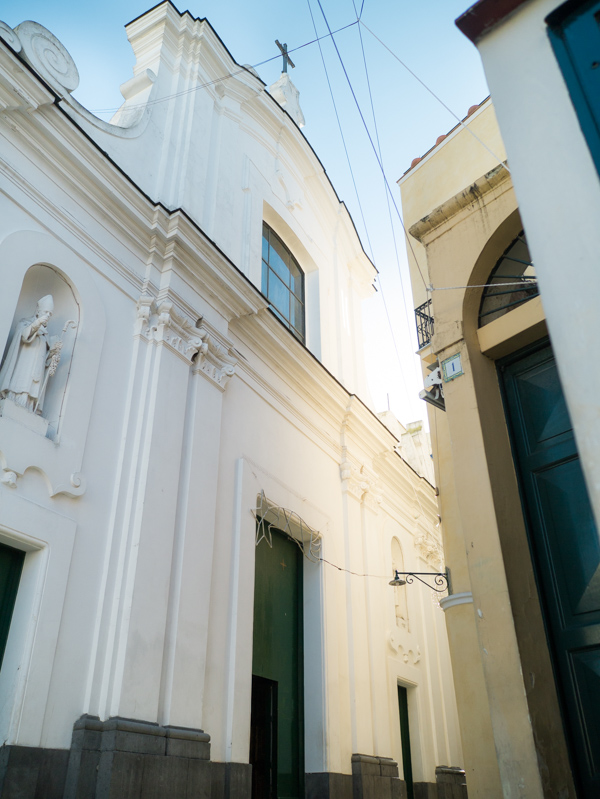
2,0,488,425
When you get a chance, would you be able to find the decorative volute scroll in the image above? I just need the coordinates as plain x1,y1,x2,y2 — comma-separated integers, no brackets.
0,21,22,53
13,21,79,97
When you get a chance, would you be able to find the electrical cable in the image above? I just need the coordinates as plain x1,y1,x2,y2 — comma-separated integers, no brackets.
349,0,424,391
314,0,429,291
305,0,375,261
90,20,359,115
358,20,510,174
429,280,537,291
307,0,418,412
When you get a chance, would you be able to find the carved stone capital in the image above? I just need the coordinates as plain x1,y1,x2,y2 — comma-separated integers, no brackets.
414,530,443,570
1,469,17,488
192,324,237,390
135,294,201,364
340,453,382,510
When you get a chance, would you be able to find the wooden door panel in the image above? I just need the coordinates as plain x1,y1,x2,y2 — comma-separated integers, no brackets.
534,458,600,623
500,341,600,798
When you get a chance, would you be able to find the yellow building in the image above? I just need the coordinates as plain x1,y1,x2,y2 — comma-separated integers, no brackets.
399,99,589,799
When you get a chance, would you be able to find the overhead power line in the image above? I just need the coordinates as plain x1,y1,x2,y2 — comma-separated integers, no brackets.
313,0,429,291
90,20,359,115
359,20,510,174
307,0,421,411
349,0,424,390
305,0,374,261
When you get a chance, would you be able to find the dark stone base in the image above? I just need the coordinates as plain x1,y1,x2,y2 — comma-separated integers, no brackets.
0,716,252,799
306,758,467,799
435,766,467,799
414,783,438,799
210,761,252,799
352,753,405,799
306,771,354,798
64,715,211,799
0,723,466,799
0,745,69,799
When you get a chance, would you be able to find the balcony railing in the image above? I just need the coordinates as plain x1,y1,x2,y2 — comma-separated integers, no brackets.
415,299,434,349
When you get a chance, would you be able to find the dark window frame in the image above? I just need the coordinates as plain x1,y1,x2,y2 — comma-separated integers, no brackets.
261,223,305,343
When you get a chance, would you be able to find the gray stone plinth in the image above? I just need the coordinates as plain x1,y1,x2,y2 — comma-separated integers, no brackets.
306,771,354,798
0,745,69,799
64,715,211,799
435,765,468,799
351,753,405,799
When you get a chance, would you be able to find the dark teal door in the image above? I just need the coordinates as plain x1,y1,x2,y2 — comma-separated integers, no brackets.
397,686,414,799
0,542,24,670
251,529,304,799
500,341,600,798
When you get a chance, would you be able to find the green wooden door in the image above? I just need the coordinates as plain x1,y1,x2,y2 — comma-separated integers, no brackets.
0,542,25,670
251,529,304,799
500,341,600,798
397,686,414,799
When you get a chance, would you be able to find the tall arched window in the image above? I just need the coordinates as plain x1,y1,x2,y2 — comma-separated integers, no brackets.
262,222,305,343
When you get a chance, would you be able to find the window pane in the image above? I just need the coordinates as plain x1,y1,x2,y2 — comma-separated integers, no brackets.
268,271,290,318
269,235,291,286
290,295,304,335
262,222,305,343
289,260,304,299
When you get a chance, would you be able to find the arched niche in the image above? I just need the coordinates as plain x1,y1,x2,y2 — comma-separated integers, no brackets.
1,264,80,440
0,230,105,498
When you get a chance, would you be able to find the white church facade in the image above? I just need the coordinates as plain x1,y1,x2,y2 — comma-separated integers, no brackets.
0,4,463,797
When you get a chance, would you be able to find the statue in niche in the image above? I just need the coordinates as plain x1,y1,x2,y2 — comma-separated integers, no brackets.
0,295,75,417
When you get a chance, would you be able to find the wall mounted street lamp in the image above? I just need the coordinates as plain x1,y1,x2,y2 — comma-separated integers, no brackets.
389,570,451,593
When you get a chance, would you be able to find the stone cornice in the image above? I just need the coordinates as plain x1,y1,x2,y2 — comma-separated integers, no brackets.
408,162,512,243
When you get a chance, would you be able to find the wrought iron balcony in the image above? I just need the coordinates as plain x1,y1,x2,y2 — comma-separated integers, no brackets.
415,299,434,349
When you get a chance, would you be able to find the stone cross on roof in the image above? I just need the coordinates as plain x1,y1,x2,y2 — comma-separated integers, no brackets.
275,40,295,73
